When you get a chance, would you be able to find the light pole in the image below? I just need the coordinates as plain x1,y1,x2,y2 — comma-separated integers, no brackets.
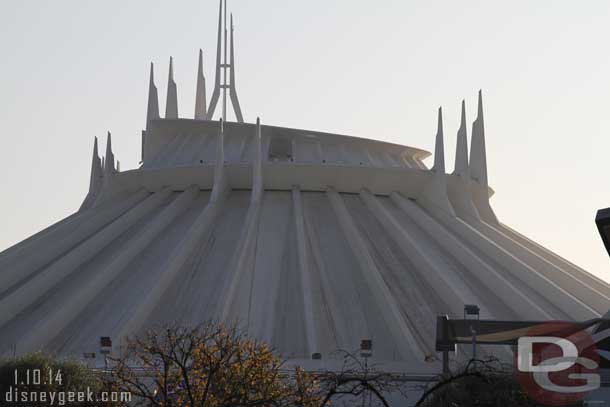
464,304,480,361
100,336,112,371
360,339,373,370
83,352,96,368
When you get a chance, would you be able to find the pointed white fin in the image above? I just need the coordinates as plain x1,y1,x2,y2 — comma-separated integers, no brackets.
432,107,445,172
94,131,117,207
146,62,160,124
470,90,487,186
453,99,468,177
195,49,207,119
165,57,179,119
104,131,115,177
447,99,481,220
419,107,456,217
469,90,498,224
89,137,101,190
80,137,104,211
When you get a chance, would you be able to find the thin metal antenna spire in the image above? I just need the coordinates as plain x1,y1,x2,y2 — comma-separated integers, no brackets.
222,0,228,122
229,13,243,122
206,0,244,123
207,0,223,121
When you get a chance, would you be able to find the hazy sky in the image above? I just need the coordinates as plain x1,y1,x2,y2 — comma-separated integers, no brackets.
2,1,610,281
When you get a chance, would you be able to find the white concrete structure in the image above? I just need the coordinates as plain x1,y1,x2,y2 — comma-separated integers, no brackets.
1,0,609,376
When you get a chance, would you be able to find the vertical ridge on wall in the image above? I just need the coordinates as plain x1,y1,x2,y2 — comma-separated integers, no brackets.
461,216,610,314
0,190,151,291
409,193,598,320
292,187,318,356
0,189,173,329
117,188,227,340
17,187,200,353
328,188,427,361
388,192,551,320
301,192,370,354
498,223,610,294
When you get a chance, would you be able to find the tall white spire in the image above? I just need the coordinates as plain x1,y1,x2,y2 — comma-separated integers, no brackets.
165,57,179,119
89,137,102,190
194,49,207,119
453,100,469,177
446,100,481,220
470,90,488,186
80,137,104,211
104,131,115,177
420,107,455,216
146,62,160,125
206,0,244,122
433,107,445,173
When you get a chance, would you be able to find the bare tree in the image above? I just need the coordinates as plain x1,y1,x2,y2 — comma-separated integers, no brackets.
413,357,577,407
316,350,409,407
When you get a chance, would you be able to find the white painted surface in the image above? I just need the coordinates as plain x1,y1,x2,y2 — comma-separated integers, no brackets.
0,69,607,376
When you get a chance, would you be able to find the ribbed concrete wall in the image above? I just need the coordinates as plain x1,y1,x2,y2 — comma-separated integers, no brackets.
1,187,606,373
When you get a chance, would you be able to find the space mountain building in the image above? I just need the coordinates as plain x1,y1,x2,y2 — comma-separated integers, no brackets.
1,0,609,375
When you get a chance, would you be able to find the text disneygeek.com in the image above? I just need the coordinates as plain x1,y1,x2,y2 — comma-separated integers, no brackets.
5,386,132,405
